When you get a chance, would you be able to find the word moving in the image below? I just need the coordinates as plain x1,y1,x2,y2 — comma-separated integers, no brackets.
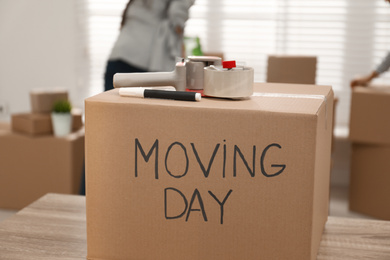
134,138,286,179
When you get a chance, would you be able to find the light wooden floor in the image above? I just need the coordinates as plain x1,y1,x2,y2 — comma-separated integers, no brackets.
0,185,373,223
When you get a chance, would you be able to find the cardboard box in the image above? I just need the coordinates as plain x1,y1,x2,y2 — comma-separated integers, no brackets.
11,113,52,135
85,83,333,260
0,125,84,209
266,55,317,84
331,96,338,153
349,144,390,220
349,86,390,145
11,112,83,136
71,113,83,131
203,52,224,60
30,89,68,113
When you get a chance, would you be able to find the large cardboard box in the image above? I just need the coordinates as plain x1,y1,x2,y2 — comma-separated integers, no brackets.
11,112,83,136
0,124,84,209
85,83,333,260
349,86,390,145
30,89,68,113
266,55,317,84
350,144,390,220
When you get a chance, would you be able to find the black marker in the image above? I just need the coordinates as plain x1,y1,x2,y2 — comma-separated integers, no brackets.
119,88,201,102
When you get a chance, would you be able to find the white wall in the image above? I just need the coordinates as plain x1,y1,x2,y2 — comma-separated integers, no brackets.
0,0,88,121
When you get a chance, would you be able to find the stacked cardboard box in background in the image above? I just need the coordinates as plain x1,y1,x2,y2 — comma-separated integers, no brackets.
11,113,82,135
0,123,84,209
85,83,333,260
11,89,82,135
266,55,317,85
349,85,390,220
0,89,85,209
30,89,69,113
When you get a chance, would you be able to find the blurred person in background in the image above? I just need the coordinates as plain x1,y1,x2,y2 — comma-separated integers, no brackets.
80,0,194,195
350,58,390,88
350,0,390,88
104,0,194,91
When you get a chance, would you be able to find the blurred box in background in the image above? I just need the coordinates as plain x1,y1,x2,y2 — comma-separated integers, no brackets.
266,55,317,85
203,52,224,60
72,113,83,131
349,86,390,146
349,85,390,220
11,113,52,136
331,96,339,154
11,112,83,136
0,123,84,209
30,89,68,113
350,144,390,220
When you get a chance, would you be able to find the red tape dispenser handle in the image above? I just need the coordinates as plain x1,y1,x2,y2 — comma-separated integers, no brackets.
222,60,236,70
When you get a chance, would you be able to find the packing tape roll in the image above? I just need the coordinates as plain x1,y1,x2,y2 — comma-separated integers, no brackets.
203,67,254,98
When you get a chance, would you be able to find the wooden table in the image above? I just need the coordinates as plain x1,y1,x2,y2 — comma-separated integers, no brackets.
0,194,389,260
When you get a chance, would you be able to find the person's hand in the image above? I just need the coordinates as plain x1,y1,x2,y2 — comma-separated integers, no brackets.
350,76,371,88
350,71,378,88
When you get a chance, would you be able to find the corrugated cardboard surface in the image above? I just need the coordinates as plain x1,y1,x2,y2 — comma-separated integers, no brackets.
11,113,83,136
0,126,84,209
350,144,390,220
85,83,333,260
266,55,317,84
349,86,390,145
30,90,68,113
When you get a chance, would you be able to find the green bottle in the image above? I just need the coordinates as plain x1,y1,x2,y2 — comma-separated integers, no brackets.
192,37,203,56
